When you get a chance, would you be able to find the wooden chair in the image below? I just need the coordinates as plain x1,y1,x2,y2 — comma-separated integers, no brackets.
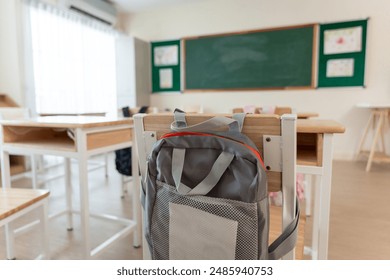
128,107,159,115
118,106,158,198
274,107,292,115
0,188,50,259
0,108,42,189
232,107,261,114
182,104,203,113
232,106,292,115
232,107,311,218
134,112,303,259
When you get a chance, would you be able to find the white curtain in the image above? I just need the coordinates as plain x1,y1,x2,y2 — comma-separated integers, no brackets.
24,0,118,116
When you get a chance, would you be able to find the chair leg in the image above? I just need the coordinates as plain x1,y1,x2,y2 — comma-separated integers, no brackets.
40,199,50,259
37,155,45,173
31,155,38,189
121,175,126,198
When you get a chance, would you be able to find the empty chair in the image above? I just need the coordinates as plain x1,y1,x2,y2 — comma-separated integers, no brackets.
232,106,292,115
116,106,158,198
182,104,204,113
0,108,41,189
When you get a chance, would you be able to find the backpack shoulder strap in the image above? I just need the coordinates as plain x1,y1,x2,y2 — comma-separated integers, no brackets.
268,200,300,259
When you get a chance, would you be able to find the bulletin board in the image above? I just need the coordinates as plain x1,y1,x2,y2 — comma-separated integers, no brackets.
317,19,368,87
151,40,181,93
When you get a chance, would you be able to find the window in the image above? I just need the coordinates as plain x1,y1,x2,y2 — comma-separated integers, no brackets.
25,1,118,116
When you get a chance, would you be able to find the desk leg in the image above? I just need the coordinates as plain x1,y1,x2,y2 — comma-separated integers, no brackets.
5,223,15,260
366,112,384,172
304,174,312,217
317,133,334,260
64,158,73,231
356,111,374,159
311,175,320,260
76,129,91,259
380,117,387,154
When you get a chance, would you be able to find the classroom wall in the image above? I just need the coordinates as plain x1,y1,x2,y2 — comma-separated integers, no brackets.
124,0,390,159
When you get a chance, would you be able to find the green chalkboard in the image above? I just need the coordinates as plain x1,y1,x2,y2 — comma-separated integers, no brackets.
184,25,316,91
151,40,181,93
318,20,367,88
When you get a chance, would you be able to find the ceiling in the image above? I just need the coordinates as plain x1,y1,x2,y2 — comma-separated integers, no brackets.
111,0,209,13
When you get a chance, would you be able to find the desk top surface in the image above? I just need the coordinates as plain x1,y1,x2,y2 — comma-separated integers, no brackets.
0,115,345,134
297,119,345,134
356,103,390,109
0,116,133,128
0,189,50,220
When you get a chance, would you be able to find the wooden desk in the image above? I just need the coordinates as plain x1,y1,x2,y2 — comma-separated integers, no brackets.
0,188,50,259
0,96,28,178
296,119,345,260
356,103,390,171
0,116,141,259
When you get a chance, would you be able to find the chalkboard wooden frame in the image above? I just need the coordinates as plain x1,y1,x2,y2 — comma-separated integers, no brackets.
183,24,318,91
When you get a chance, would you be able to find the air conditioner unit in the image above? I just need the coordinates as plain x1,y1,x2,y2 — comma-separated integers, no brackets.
61,0,117,25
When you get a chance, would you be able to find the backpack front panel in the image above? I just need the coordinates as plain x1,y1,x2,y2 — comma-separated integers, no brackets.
145,134,269,259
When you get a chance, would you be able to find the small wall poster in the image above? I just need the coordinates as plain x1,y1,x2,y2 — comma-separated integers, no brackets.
154,45,178,66
324,26,362,54
159,68,173,89
326,58,354,77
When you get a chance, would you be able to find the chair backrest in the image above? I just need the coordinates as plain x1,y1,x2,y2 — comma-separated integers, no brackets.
182,104,203,113
274,107,292,115
133,113,297,259
232,107,262,114
232,106,292,116
127,107,158,116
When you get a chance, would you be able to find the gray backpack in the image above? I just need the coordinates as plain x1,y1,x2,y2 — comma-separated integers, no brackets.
141,110,299,260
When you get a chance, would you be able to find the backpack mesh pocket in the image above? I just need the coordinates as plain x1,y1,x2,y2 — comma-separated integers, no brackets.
150,181,261,260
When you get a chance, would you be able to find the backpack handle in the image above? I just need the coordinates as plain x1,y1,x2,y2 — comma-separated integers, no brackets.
171,109,245,133
171,148,234,196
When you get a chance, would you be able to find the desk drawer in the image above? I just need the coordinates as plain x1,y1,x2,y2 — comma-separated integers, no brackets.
87,128,132,150
297,133,323,167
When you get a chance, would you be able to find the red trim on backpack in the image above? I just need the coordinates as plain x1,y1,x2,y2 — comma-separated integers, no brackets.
161,131,265,169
